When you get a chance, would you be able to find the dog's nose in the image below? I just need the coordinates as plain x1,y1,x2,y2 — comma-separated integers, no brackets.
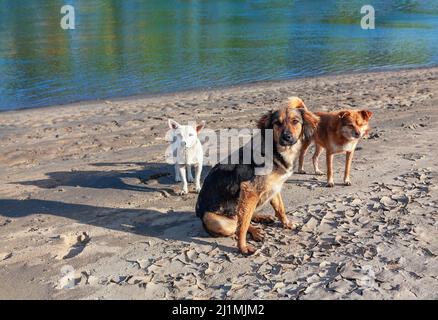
281,131,295,143
180,141,186,147
353,131,361,138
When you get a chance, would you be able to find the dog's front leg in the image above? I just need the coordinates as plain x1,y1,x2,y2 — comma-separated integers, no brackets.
270,193,298,229
186,165,194,182
178,164,188,194
174,164,181,182
326,152,334,187
236,181,259,255
344,151,354,186
313,144,324,175
194,163,202,193
297,139,311,174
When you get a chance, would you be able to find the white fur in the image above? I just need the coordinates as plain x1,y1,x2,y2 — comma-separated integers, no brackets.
279,140,302,167
330,139,358,153
336,125,363,152
257,142,299,208
168,119,204,195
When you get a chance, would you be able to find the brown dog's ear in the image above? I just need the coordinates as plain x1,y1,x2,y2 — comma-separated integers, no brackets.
360,110,373,121
196,121,206,133
338,111,350,119
288,96,307,110
299,109,319,140
257,111,273,129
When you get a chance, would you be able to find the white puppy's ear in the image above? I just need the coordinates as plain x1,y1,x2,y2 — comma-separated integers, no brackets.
196,121,206,133
168,119,180,130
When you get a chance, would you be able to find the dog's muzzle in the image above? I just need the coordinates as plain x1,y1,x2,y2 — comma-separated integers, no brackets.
280,132,296,146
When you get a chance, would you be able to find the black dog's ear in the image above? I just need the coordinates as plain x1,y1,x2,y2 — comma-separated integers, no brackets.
299,109,319,140
257,110,273,129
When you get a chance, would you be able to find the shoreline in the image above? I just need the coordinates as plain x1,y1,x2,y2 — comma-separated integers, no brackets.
0,66,437,299
2,64,438,114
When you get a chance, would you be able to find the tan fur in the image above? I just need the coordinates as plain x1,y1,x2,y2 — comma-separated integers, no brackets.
287,96,307,110
202,212,237,237
270,193,289,227
298,109,373,187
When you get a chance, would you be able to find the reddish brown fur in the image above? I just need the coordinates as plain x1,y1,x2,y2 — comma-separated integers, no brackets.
298,109,373,187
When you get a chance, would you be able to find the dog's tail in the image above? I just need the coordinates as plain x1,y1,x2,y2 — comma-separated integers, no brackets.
202,212,237,237
287,96,307,110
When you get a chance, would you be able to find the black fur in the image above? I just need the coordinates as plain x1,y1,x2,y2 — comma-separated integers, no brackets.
196,113,280,219
196,146,258,219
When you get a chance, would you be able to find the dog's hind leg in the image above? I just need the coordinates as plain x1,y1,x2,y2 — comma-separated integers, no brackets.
252,214,275,224
202,212,237,237
248,224,265,242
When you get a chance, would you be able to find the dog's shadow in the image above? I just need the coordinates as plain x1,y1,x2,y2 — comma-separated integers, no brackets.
0,198,236,253
13,162,212,196
287,172,327,187
4,162,234,251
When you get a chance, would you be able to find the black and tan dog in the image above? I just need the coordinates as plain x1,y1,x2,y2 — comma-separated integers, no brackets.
195,97,319,255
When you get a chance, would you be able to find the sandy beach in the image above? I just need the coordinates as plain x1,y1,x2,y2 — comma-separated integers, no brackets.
0,67,437,299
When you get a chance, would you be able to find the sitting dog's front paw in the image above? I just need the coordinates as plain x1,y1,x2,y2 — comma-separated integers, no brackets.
315,170,324,175
187,176,194,183
326,181,334,188
195,186,201,193
296,169,306,174
239,244,257,256
344,180,352,186
283,220,300,230
249,227,265,242
175,177,182,182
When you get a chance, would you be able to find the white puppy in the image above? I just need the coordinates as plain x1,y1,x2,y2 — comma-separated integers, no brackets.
167,119,205,195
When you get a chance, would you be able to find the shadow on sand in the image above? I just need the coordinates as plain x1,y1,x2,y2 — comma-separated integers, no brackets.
2,162,235,252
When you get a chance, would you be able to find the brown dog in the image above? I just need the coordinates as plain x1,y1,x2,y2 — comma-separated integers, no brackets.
196,97,319,254
298,109,372,187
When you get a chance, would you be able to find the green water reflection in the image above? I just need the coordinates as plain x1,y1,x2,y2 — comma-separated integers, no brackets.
0,0,437,110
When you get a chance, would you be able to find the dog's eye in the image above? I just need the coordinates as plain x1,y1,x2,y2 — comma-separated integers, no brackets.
292,119,300,125
273,121,282,126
